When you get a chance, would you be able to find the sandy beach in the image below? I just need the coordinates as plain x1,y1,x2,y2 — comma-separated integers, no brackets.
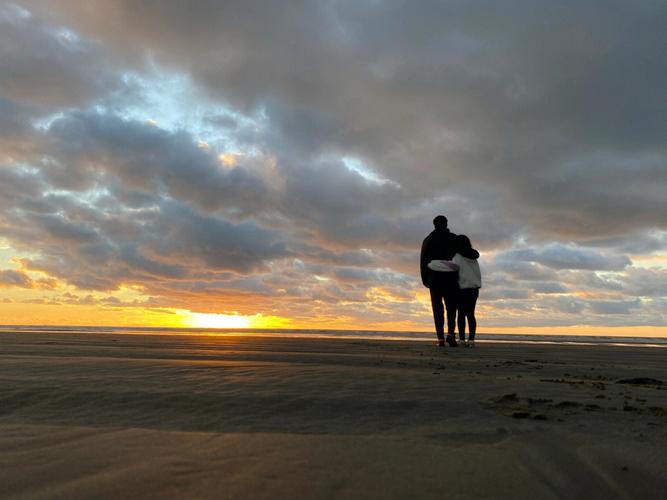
1,331,666,499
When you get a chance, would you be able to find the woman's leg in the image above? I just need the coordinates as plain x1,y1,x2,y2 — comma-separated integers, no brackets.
466,289,479,340
457,290,470,341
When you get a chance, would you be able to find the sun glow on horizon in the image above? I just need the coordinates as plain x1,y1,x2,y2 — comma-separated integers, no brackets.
177,310,295,330
185,312,252,329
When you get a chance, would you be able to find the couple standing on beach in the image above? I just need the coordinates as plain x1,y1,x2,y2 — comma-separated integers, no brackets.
420,215,482,348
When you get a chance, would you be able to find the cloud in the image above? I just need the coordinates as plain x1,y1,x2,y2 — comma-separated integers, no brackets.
10,196,290,292
0,96,36,161
0,269,33,288
26,0,667,241
529,282,568,294
552,297,586,315
154,201,289,273
588,299,642,315
41,110,273,212
617,267,667,298
491,261,558,282
0,4,120,111
495,244,631,271
0,268,57,289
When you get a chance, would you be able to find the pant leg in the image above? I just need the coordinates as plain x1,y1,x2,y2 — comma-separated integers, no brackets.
429,286,445,339
466,289,479,340
457,292,468,341
442,286,459,336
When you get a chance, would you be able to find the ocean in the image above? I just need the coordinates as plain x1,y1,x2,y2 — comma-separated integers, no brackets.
1,325,666,348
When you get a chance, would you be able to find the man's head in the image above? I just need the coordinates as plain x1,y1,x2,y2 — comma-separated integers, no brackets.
433,215,448,230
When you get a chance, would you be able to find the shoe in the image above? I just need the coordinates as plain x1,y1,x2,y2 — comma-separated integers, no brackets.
462,340,469,347
446,335,458,347
468,340,475,348
438,339,445,347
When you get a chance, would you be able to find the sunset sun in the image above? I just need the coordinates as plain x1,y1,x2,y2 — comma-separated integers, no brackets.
186,312,252,329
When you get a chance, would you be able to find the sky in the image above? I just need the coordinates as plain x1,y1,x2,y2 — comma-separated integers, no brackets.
1,1,666,335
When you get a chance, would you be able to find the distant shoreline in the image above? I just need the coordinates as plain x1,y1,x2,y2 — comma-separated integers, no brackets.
1,324,666,347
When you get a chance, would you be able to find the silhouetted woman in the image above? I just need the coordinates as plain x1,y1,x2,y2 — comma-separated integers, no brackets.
452,235,482,347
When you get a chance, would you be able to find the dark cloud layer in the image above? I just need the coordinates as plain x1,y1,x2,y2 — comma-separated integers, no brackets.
1,4,119,110
1,1,666,328
494,244,631,272
28,0,667,238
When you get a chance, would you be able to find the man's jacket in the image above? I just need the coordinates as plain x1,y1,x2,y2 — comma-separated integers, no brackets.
420,228,458,287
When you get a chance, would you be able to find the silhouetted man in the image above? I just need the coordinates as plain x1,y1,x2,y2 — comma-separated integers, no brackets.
420,215,459,346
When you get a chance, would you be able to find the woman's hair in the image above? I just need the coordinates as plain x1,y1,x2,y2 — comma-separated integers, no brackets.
457,234,472,251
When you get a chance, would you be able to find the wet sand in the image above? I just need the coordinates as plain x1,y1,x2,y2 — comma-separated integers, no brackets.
1,331,666,499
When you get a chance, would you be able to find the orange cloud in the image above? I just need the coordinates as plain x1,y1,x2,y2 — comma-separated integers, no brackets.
0,267,62,290
218,153,238,167
0,269,33,288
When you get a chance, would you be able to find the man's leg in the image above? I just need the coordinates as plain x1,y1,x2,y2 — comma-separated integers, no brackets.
443,287,458,337
429,286,445,339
